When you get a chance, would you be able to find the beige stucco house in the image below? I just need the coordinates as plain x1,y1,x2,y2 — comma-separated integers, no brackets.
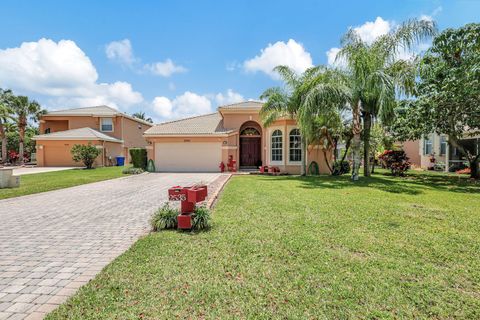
144,101,332,173
33,106,152,167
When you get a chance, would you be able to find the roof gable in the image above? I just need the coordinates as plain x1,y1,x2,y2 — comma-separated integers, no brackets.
144,113,232,136
32,127,123,143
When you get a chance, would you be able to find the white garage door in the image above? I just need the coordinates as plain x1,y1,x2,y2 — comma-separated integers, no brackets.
154,142,221,172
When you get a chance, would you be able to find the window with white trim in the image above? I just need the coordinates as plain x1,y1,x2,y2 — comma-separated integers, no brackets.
271,130,283,162
440,136,447,155
100,118,113,132
289,129,302,162
423,136,432,155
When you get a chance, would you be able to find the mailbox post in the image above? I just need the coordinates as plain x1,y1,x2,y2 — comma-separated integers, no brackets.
168,185,208,229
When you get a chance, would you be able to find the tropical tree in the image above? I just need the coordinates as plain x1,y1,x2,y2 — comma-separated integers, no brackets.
259,65,322,175
132,111,153,123
10,95,44,163
392,24,480,179
0,89,14,164
335,18,436,178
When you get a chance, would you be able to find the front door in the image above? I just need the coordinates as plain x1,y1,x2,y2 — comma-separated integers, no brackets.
240,137,261,167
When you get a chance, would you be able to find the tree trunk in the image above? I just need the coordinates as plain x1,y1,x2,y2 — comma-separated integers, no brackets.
363,112,372,177
333,138,338,162
470,156,480,179
19,124,25,164
0,123,6,164
351,100,362,181
301,138,307,176
323,149,333,174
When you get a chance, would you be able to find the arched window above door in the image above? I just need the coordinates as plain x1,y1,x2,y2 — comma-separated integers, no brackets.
240,127,261,136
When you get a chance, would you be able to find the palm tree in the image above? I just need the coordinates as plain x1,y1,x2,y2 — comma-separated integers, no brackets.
132,111,153,123
0,89,14,164
10,95,44,163
337,18,436,177
259,65,322,175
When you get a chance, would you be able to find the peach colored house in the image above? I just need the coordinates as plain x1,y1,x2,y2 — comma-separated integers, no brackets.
33,106,152,167
144,101,332,174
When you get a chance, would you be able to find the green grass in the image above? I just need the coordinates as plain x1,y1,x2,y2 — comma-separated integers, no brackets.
0,166,127,200
47,170,480,319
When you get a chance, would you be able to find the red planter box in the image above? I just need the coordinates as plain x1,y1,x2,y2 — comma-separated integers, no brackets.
177,214,193,229
187,186,207,203
181,200,195,214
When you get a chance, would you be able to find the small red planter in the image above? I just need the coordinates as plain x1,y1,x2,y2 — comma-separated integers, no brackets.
177,214,193,229
187,186,207,203
180,200,195,214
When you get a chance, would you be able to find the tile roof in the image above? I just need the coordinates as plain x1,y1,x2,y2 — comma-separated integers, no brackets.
144,113,232,136
32,127,123,143
45,105,153,126
218,100,263,110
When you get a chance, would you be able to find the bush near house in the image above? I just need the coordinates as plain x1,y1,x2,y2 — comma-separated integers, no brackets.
129,148,147,169
378,150,411,176
71,144,101,169
150,203,179,231
332,160,350,175
122,167,144,175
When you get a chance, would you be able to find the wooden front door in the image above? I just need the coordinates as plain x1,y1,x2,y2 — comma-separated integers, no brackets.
240,137,261,167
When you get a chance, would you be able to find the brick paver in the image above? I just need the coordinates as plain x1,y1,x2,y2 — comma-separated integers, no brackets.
0,172,227,319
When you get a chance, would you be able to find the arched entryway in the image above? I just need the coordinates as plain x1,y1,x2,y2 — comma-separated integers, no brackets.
239,121,262,169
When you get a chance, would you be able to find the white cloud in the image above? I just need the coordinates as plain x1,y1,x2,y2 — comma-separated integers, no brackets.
215,89,244,106
0,38,143,110
353,17,392,44
152,91,212,121
420,6,442,22
326,47,341,66
244,39,313,79
151,89,245,121
105,39,135,65
145,59,187,77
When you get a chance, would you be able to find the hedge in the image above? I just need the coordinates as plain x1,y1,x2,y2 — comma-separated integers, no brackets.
129,148,147,169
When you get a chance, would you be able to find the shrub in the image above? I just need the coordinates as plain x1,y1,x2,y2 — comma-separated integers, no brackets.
449,162,468,172
122,167,144,175
378,150,411,176
151,203,178,231
332,160,350,176
192,205,211,231
71,144,101,169
129,148,147,169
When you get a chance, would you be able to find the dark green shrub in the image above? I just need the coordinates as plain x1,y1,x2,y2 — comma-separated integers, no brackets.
308,161,319,175
192,205,211,231
71,144,101,169
129,148,147,169
151,203,178,231
122,167,144,175
332,160,350,175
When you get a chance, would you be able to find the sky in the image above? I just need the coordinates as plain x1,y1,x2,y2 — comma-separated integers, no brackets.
0,0,478,123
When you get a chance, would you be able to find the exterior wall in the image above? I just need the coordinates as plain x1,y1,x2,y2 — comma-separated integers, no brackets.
401,140,421,168
419,134,447,169
40,120,68,133
36,140,104,167
120,117,152,163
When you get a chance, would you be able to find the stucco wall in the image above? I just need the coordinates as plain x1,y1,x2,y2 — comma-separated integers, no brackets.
401,140,421,167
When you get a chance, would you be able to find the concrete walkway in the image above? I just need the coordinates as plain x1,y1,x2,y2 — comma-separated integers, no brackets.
0,172,226,319
12,167,78,176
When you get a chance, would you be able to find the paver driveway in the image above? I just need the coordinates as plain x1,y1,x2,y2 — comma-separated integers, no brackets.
0,172,222,320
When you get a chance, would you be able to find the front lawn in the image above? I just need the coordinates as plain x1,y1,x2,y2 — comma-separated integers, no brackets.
47,171,480,319
0,166,127,200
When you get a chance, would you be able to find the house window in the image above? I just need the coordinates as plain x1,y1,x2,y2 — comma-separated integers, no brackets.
289,129,302,162
100,118,113,132
271,129,283,162
44,128,51,134
423,136,433,155
440,136,447,156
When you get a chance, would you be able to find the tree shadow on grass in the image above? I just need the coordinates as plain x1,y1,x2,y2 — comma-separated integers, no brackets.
255,171,479,196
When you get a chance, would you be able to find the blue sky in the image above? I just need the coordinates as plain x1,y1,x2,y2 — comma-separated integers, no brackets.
0,0,478,122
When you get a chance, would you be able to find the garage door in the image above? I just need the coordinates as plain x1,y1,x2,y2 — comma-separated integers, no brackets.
154,142,221,172
44,145,80,167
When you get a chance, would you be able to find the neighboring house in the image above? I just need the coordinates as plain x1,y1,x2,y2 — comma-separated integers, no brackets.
33,106,152,167
144,101,332,173
402,133,480,171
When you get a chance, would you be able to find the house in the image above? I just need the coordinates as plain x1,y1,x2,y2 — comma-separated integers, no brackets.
402,133,480,171
33,106,152,167
143,101,332,173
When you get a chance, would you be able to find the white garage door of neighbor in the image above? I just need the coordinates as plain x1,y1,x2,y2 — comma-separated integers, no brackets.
154,142,221,172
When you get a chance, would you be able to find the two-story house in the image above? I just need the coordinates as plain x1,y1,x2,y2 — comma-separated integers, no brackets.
33,106,152,167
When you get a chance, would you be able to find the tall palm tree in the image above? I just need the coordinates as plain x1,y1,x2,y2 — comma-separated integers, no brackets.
259,65,322,175
0,89,14,164
11,96,44,163
132,111,153,123
337,18,436,177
